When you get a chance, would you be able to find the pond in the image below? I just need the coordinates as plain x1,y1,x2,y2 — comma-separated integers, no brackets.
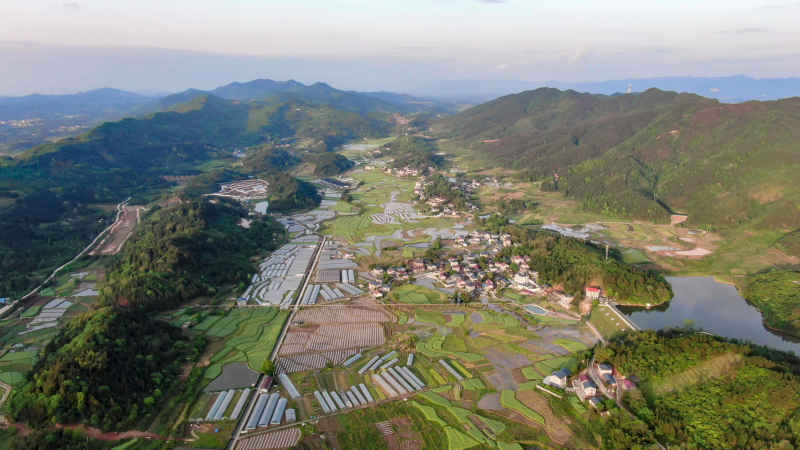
621,276,800,355
525,305,548,315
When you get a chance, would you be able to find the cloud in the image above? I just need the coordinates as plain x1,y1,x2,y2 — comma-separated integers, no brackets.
477,0,507,3
719,27,769,34
62,2,81,12
495,63,510,70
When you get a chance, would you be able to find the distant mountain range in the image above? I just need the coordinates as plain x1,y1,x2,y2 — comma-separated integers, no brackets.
0,79,452,153
415,75,800,103
437,87,800,235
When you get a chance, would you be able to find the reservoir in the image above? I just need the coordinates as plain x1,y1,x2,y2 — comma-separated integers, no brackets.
621,276,800,355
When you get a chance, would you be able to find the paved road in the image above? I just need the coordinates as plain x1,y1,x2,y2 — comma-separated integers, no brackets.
228,236,326,450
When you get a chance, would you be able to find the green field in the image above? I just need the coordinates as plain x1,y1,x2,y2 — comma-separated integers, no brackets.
189,307,289,373
391,284,448,304
588,306,629,339
553,338,588,353
500,390,545,424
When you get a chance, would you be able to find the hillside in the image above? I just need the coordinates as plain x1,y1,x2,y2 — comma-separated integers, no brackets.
437,88,800,230
0,93,369,298
594,330,800,449
9,199,283,430
0,88,153,153
160,78,438,116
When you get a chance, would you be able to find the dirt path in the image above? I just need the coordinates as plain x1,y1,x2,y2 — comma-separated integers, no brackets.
54,423,169,441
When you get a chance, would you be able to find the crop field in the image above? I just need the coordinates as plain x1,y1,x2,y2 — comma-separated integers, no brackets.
236,427,302,450
390,284,448,304
188,307,289,374
500,390,545,425
294,301,394,324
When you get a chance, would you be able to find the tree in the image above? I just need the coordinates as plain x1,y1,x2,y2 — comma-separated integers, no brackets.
261,359,276,376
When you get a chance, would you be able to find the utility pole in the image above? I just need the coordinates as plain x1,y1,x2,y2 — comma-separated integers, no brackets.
605,244,609,262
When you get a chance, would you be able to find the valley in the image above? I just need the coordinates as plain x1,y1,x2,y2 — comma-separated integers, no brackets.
0,80,798,450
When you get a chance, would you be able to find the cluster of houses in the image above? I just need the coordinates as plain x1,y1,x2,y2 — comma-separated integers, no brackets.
364,230,598,308
413,177,480,215
367,232,518,300
542,361,636,412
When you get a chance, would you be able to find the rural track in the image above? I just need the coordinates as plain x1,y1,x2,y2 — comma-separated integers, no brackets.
1,197,131,319
228,235,326,450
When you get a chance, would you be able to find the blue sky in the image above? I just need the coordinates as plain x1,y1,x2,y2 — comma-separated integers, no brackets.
1,0,799,94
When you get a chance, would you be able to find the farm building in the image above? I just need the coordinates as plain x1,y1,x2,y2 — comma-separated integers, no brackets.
543,368,571,389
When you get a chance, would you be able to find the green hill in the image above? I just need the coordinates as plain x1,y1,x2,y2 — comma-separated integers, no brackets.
0,93,383,298
595,330,800,449
437,88,800,230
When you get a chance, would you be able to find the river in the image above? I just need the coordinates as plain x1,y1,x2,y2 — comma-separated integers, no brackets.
621,276,800,355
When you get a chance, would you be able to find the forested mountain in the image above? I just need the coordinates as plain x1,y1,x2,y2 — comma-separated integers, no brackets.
437,88,800,229
159,78,440,116
0,92,373,298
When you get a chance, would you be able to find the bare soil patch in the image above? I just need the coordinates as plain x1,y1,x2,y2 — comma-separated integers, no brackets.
90,205,144,255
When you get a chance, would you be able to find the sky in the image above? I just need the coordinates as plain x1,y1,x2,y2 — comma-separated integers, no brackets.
2,0,800,95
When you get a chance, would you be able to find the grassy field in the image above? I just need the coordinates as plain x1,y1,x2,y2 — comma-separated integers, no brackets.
390,284,448,304
588,306,629,339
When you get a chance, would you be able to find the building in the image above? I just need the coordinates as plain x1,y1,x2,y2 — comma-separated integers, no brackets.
596,363,613,377
543,368,571,389
585,286,601,300
552,291,575,308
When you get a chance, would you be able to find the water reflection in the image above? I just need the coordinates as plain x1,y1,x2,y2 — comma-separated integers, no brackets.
620,276,800,355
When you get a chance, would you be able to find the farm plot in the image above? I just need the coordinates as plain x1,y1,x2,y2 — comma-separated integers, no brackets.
242,243,316,306
277,324,385,373
236,427,301,450
200,308,289,373
277,299,393,373
390,284,448,304
19,298,72,335
294,302,394,324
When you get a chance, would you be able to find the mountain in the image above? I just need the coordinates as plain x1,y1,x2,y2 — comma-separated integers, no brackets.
0,88,150,121
437,88,800,230
0,88,153,153
413,75,800,103
0,92,386,298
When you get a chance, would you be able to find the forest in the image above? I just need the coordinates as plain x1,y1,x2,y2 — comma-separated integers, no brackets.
423,174,472,210
503,226,673,305
102,198,286,311
595,330,800,449
741,269,800,337
384,136,443,170
8,307,201,430
8,198,286,432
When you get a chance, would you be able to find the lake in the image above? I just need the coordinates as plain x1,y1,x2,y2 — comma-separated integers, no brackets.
621,276,800,355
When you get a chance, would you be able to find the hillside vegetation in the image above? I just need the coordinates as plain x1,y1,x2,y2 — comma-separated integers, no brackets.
504,226,673,305
102,198,285,311
0,90,388,298
9,199,283,430
595,330,800,449
438,88,800,231
741,270,800,337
